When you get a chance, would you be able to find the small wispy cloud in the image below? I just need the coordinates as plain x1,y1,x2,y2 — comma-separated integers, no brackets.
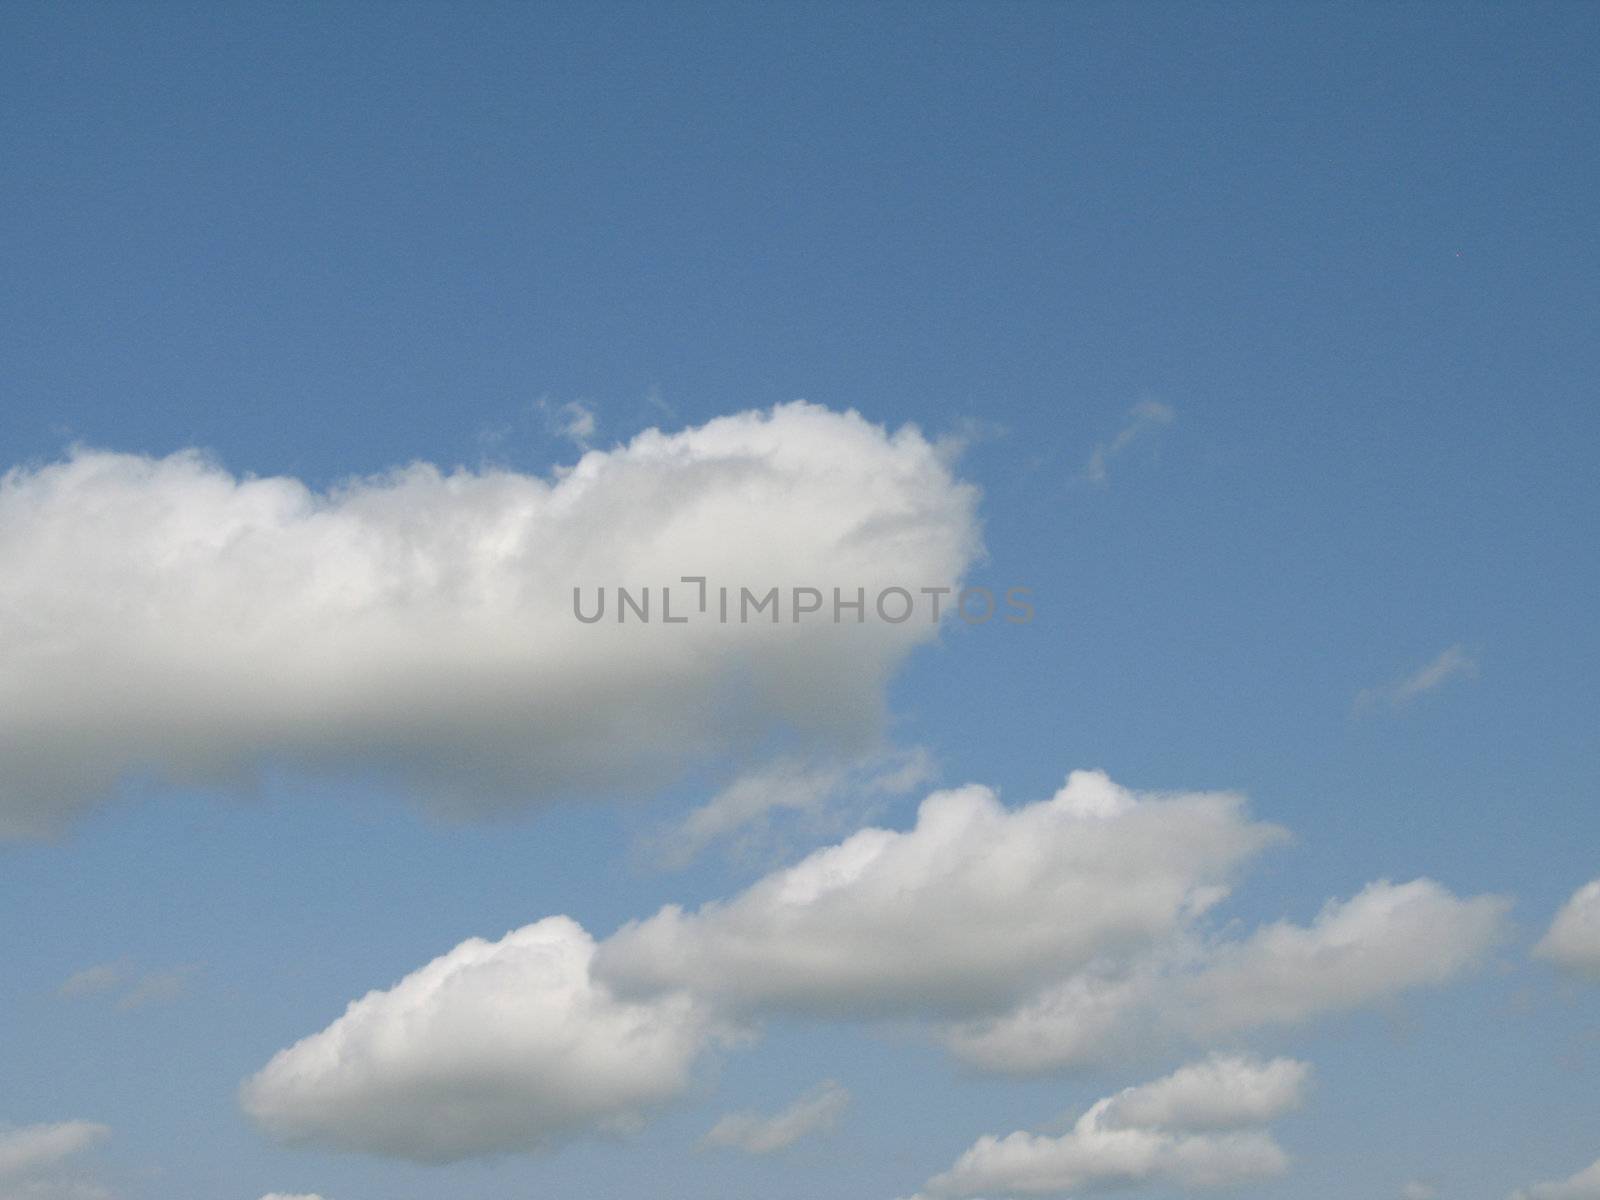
701,1081,850,1155
1403,1181,1441,1200
1083,400,1175,485
535,398,597,450
1355,645,1479,714
58,962,126,999
59,961,193,1009
656,747,934,868
117,966,194,1010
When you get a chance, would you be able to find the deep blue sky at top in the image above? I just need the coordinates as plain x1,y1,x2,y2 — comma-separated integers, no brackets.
1,4,1598,1199
5,0,1593,879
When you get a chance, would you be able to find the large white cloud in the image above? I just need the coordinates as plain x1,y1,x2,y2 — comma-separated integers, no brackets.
916,1055,1305,1198
1511,1157,1600,1200
244,772,1510,1163
596,771,1285,1018
240,917,722,1162
945,878,1510,1073
0,403,979,836
1533,880,1600,981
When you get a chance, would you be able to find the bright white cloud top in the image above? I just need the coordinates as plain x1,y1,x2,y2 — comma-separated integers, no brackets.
0,403,979,836
597,770,1285,1018
242,770,1509,1162
240,916,719,1162
914,1055,1306,1198
1534,880,1600,981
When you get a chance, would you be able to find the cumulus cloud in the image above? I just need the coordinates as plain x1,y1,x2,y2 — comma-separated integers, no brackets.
1092,1054,1309,1132
0,403,979,836
701,1080,850,1154
1534,880,1600,981
598,771,1284,1019
1511,1157,1600,1200
1083,400,1174,485
1180,878,1510,1032
917,1056,1304,1198
246,770,1509,1163
1355,645,1478,713
946,878,1509,1073
240,917,723,1162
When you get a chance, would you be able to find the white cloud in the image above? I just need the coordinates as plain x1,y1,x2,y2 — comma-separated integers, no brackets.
918,1056,1303,1198
240,916,723,1162
701,1080,849,1154
0,1121,110,1200
658,747,934,866
1094,1055,1309,1132
535,398,598,449
1083,400,1174,485
246,771,1509,1163
1511,1156,1600,1200
1403,1182,1441,1200
597,771,1284,1019
946,879,1509,1073
0,403,979,837
1355,645,1478,712
1534,880,1600,981
1180,878,1509,1032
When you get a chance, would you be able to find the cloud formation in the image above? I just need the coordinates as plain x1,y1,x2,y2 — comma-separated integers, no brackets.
240,917,722,1162
701,1080,849,1154
1355,645,1478,713
57,961,191,1009
0,403,979,836
1534,880,1600,981
916,1055,1305,1198
246,771,1508,1163
946,878,1510,1072
1511,1156,1600,1200
598,771,1283,1019
657,748,934,867
0,1121,110,1199
1083,400,1175,485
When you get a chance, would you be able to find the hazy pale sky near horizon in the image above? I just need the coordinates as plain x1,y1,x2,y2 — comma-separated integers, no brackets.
2,4,1598,1200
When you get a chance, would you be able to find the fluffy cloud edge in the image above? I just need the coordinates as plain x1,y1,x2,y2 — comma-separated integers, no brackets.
1533,880,1600,981
0,402,981,837
918,1055,1305,1199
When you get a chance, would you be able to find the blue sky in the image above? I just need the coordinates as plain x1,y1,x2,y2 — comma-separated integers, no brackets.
2,4,1598,1199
